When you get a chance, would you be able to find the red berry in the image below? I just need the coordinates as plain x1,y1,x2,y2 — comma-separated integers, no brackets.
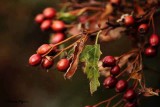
35,14,45,24
51,20,65,31
50,33,65,44
144,47,156,57
41,57,54,69
102,56,116,67
79,15,88,23
110,0,120,5
43,7,56,19
115,80,128,92
138,23,148,33
124,16,135,26
149,34,159,46
37,44,52,55
40,20,52,31
103,76,117,88
29,54,42,66
123,89,136,101
124,102,137,107
57,59,70,72
110,65,120,76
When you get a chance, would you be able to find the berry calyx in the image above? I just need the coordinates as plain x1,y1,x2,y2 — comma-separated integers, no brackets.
110,65,120,76
149,34,159,47
51,20,65,31
43,7,56,19
37,44,52,55
115,80,128,92
138,23,148,33
29,54,42,66
50,33,65,44
144,47,156,57
40,20,52,31
57,58,70,72
103,76,117,88
124,16,135,26
124,102,137,107
123,89,136,101
35,14,45,24
102,56,116,67
41,57,54,69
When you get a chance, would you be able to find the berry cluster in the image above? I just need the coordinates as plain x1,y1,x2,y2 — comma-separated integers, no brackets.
102,56,137,107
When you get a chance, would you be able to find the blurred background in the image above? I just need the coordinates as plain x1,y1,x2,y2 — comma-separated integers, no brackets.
0,0,160,107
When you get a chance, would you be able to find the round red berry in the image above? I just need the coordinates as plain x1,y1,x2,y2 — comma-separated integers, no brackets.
51,20,65,31
123,89,136,101
29,54,42,66
144,47,156,57
138,23,148,33
115,80,128,92
110,65,120,76
110,0,120,5
57,59,70,72
124,16,135,26
41,57,54,69
40,20,52,31
35,14,45,24
103,76,117,88
37,44,52,55
50,33,65,44
102,56,116,67
124,102,137,107
149,34,159,47
43,7,56,19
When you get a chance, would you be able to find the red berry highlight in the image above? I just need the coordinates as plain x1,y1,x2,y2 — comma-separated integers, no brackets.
110,65,120,76
41,57,54,69
29,54,42,66
40,20,52,31
110,0,120,5
50,33,65,44
124,16,135,26
51,20,65,31
102,56,116,67
57,59,70,72
43,7,56,19
138,23,148,33
144,47,156,57
115,80,128,92
124,102,137,107
149,34,159,47
37,44,52,55
123,89,136,101
35,14,45,24
103,76,117,88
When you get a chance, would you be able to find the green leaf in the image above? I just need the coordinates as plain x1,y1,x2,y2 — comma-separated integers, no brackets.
58,13,77,23
80,44,102,94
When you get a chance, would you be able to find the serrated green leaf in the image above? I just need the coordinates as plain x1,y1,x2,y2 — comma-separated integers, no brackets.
80,44,102,94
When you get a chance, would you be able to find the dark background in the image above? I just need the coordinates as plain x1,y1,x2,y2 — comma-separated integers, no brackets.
0,0,160,107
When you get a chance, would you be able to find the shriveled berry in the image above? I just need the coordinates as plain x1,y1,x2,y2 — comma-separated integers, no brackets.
41,57,53,69
144,47,156,57
123,89,136,101
115,80,128,92
138,23,148,33
124,16,135,26
51,20,65,31
29,54,42,66
110,65,120,76
103,76,117,88
40,20,52,31
43,7,56,19
35,14,45,24
37,44,51,55
50,33,65,44
149,34,159,47
57,58,70,72
110,0,120,5
102,56,116,67
124,102,137,107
